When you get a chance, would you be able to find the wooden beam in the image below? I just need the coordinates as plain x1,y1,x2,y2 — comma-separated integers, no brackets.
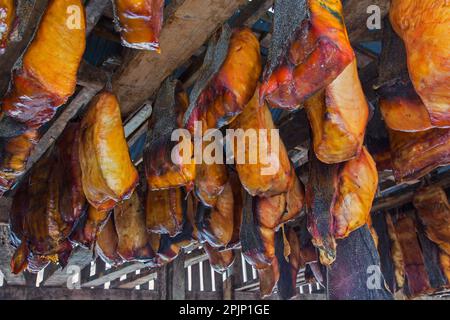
116,269,157,290
112,0,248,118
0,286,159,300
0,225,26,285
231,0,274,28
85,0,111,34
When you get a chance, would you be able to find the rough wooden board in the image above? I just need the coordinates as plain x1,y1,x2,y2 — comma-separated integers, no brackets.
0,225,25,285
0,286,159,300
85,0,111,34
112,0,248,118
42,247,93,287
115,269,157,289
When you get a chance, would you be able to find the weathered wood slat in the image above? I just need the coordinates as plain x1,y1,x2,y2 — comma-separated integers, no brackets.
116,269,157,290
0,225,25,285
81,262,145,288
112,0,248,117
0,286,159,300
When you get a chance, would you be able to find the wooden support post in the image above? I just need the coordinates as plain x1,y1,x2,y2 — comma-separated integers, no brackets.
171,253,187,300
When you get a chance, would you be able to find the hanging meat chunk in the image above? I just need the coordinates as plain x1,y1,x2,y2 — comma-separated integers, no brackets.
146,187,184,237
229,87,293,197
204,244,235,274
1,0,85,127
76,206,111,249
96,215,123,266
0,129,39,195
385,213,406,291
224,170,244,250
260,0,354,110
195,158,228,207
275,228,300,300
0,0,15,53
440,252,450,283
258,258,280,299
390,0,450,127
114,192,156,264
305,59,369,164
377,19,434,132
113,0,164,51
394,214,432,298
79,91,138,211
413,186,450,256
306,147,378,265
184,26,261,131
196,182,234,248
144,79,195,190
388,128,450,183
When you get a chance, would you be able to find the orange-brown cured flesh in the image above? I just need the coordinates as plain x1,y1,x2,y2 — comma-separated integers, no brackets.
145,89,196,190
96,216,123,266
394,215,432,297
385,213,406,289
79,91,138,211
390,0,450,127
146,188,183,237
0,129,39,195
388,128,450,182
229,87,293,197
186,28,261,131
260,0,354,110
114,0,164,51
413,186,450,256
0,0,15,53
114,192,156,262
440,251,450,283
305,60,369,164
195,154,228,207
258,258,280,298
379,81,434,132
332,147,379,239
1,0,86,127
204,244,235,274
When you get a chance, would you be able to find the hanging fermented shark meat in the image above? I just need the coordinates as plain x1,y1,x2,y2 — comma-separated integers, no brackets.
204,244,235,274
328,225,393,300
146,187,184,237
229,87,293,197
306,147,378,265
371,212,398,293
76,206,111,249
281,171,305,225
377,20,434,132
413,186,450,256
10,148,74,274
390,0,450,127
79,91,138,211
144,79,196,191
0,0,15,53
305,59,369,164
0,129,39,196
305,152,337,266
195,154,228,207
96,215,123,266
196,182,234,248
0,0,85,195
385,213,406,292
260,0,354,110
388,128,450,183
54,122,86,225
1,0,85,127
113,0,164,51
114,192,156,264
394,214,432,298
258,258,280,299
276,228,300,300
184,25,261,131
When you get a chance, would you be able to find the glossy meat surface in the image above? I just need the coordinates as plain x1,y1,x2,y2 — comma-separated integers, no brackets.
229,88,292,197
260,0,354,109
388,128,450,182
114,0,164,51
195,156,228,207
305,60,369,164
114,192,156,263
79,91,138,211
96,215,123,266
2,0,86,127
0,0,15,53
413,186,450,256
204,244,235,274
185,28,261,131
146,188,184,237
390,0,450,127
